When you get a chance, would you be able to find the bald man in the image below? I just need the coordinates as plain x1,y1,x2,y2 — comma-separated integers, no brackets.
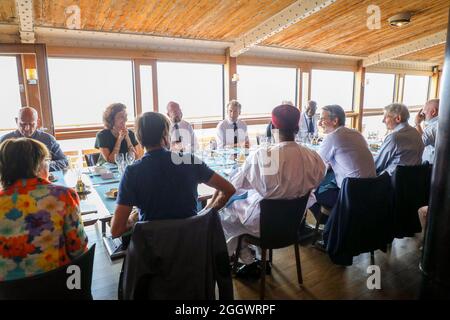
299,100,319,136
166,101,198,153
415,99,439,164
0,107,68,171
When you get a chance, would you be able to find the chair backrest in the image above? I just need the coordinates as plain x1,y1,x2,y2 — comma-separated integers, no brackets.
324,173,393,265
84,153,101,167
121,209,233,300
391,163,432,237
0,244,95,300
259,193,310,249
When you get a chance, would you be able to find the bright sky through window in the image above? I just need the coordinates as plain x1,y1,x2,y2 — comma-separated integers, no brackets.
0,56,21,131
364,73,395,109
311,69,354,111
48,58,134,127
157,62,223,121
403,75,430,107
237,65,297,117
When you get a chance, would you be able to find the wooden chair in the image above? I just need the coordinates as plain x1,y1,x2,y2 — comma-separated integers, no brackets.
233,194,310,300
0,244,96,300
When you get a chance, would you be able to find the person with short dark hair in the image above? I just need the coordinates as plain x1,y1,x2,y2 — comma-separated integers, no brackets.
110,112,235,238
309,104,376,220
216,100,249,148
0,106,68,171
0,138,88,281
94,103,142,164
220,105,325,278
375,103,424,175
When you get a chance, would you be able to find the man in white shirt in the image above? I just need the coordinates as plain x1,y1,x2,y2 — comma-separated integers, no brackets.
217,104,325,278
310,104,376,219
414,99,439,164
216,100,249,149
166,101,198,153
375,103,424,175
299,100,319,136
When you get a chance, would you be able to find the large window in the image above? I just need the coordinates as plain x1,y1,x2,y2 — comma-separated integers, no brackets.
403,75,430,107
362,115,386,139
311,69,354,111
48,58,135,127
237,65,297,117
0,56,21,132
140,65,154,113
157,62,223,121
364,73,395,109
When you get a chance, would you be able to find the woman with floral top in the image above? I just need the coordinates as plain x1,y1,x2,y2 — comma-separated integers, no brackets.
0,138,88,281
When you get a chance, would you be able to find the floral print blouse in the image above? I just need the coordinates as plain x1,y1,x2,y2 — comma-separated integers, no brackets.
0,178,88,281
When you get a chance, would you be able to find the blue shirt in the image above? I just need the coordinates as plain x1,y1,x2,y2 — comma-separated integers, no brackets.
0,129,68,172
375,123,424,175
117,148,215,221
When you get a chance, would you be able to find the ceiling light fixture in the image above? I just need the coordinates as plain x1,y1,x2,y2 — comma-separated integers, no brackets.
388,12,412,27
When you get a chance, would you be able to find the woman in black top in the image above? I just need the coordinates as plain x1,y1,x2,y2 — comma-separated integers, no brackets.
95,103,141,164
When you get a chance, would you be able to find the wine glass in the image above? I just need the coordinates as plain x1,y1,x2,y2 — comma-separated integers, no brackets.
126,151,135,166
259,135,268,146
114,153,124,167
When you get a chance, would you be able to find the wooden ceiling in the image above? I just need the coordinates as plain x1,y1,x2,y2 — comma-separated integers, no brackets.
0,0,448,65
262,0,449,57
31,0,296,41
0,0,16,23
397,43,446,63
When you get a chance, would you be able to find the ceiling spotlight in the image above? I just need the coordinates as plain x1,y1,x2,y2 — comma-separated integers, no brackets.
388,12,412,27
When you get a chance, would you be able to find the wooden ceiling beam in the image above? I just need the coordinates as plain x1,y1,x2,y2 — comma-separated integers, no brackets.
229,0,337,57
363,30,447,67
15,0,35,43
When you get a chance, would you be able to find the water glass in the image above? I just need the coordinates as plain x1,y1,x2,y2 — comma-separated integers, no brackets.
126,152,135,166
259,135,268,146
114,153,125,167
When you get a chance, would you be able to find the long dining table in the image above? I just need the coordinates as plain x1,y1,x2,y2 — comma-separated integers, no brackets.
54,140,380,259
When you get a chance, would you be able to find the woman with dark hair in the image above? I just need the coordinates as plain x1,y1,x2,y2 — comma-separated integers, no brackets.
0,138,88,281
110,112,236,238
95,103,142,164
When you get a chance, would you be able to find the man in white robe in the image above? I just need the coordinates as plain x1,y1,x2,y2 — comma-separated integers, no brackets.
217,104,326,276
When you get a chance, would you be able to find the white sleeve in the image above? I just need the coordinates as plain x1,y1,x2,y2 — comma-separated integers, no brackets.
216,122,225,149
186,123,198,151
314,115,319,135
243,122,249,142
318,134,334,165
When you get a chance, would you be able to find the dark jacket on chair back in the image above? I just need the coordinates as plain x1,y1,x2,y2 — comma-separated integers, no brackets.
121,208,233,300
391,163,432,238
323,173,394,266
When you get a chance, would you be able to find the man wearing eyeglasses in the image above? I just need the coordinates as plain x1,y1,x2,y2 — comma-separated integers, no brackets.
0,106,68,171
